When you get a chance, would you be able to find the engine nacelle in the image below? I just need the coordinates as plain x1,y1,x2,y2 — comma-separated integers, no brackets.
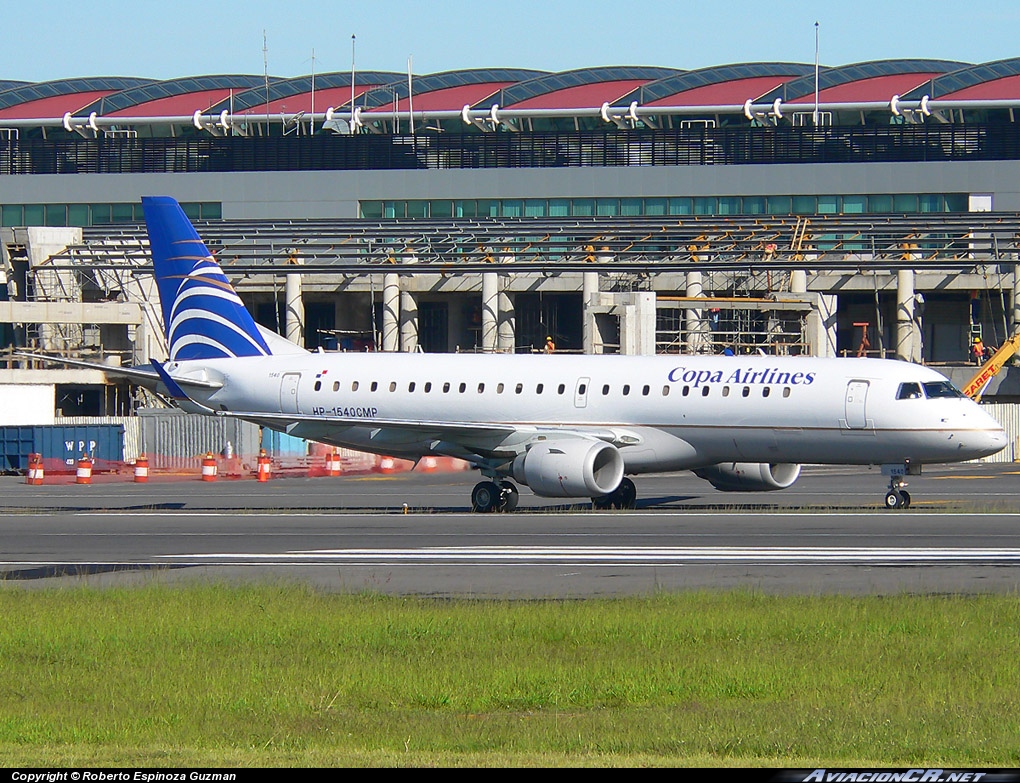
693,462,801,492
512,439,624,498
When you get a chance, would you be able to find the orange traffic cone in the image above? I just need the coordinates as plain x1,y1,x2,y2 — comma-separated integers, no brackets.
26,453,44,485
201,452,217,481
76,453,93,485
326,450,341,477
134,455,149,483
257,449,272,482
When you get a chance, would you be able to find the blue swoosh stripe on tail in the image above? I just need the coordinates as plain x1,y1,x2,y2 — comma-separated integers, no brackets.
142,196,272,360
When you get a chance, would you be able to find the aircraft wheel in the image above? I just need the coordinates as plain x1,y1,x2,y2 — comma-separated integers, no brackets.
615,478,637,509
498,481,520,512
899,490,911,508
592,494,613,510
472,481,500,513
884,490,906,509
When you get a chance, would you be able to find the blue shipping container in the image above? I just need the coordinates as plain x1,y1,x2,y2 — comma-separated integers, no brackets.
0,425,125,472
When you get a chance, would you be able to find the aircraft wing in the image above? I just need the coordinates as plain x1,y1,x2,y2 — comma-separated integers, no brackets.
215,408,631,457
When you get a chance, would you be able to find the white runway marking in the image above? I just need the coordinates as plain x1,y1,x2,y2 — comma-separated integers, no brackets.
153,546,1020,566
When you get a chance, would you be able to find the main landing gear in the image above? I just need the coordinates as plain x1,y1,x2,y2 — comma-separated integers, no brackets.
471,480,519,513
593,477,637,510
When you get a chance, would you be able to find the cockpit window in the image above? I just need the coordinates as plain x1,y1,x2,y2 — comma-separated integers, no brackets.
923,381,965,399
896,382,923,400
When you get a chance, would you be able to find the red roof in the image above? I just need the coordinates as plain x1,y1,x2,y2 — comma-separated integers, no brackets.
787,73,946,104
509,80,652,109
939,74,1020,100
367,82,517,114
644,76,794,107
0,90,119,119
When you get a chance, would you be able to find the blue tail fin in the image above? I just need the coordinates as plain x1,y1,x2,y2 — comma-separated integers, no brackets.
142,196,271,361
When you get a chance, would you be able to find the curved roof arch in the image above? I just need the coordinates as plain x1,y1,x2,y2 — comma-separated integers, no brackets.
359,68,547,112
212,71,405,114
481,66,680,109
902,58,1020,100
0,77,152,119
761,59,967,104
621,62,813,107
76,75,269,118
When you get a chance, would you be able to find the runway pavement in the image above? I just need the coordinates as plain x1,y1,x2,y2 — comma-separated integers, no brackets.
1,463,1019,595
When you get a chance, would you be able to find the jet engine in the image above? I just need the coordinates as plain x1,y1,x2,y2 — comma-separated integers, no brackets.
512,438,624,498
693,462,801,492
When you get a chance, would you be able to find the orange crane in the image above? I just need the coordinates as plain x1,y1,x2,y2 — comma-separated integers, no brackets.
963,332,1020,401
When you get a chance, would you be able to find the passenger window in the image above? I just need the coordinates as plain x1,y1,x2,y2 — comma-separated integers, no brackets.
332,381,340,392
783,387,791,398
424,382,432,393
602,384,610,395
443,382,450,393
578,383,587,395
642,385,650,396
370,381,378,392
623,384,630,395
897,382,923,400
497,383,504,394
408,382,416,392
478,383,485,393
763,387,771,398
536,383,544,394
742,386,750,397
701,386,709,397
682,386,690,397
663,385,671,397
459,382,466,393
352,381,359,392
314,380,322,392
722,386,730,397
389,382,397,392
557,384,565,394
515,383,523,394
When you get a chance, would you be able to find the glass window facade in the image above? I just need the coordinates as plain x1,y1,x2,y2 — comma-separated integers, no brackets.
360,194,970,219
0,202,221,227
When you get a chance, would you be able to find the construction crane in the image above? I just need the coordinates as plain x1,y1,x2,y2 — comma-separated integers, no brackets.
963,333,1020,401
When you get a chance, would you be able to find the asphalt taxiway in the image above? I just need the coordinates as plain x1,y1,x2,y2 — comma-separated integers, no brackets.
1,463,1018,596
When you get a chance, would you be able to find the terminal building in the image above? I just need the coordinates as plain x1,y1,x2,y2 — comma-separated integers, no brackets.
3,57,1020,426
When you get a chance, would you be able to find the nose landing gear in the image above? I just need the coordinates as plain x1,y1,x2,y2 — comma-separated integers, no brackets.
882,461,917,509
884,475,911,509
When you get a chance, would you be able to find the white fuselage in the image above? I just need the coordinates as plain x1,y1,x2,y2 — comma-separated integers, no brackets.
170,351,1008,472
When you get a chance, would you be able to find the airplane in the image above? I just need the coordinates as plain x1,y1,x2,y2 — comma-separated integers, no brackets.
22,196,1009,511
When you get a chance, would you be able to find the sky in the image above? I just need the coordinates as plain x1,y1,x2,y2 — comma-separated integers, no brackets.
4,0,1019,83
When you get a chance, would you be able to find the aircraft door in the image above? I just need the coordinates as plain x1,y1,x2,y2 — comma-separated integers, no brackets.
574,377,590,408
280,373,301,414
844,379,869,429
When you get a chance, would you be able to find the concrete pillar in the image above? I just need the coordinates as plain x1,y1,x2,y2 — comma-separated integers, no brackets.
497,277,515,353
896,268,917,362
284,271,304,347
619,293,657,355
382,273,399,352
790,269,807,294
481,272,498,352
582,271,599,354
400,287,418,353
685,270,705,353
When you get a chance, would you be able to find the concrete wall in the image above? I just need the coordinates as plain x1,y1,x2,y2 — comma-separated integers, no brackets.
4,160,1020,219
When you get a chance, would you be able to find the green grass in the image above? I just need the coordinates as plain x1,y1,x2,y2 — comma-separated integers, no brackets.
0,585,1017,767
